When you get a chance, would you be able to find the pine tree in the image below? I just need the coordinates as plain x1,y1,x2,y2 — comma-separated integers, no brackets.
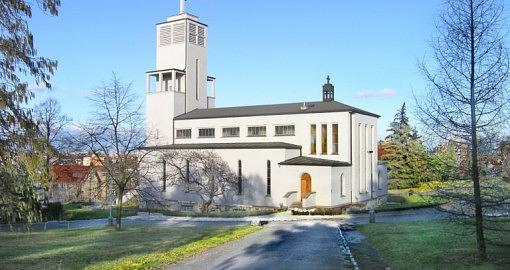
382,103,433,189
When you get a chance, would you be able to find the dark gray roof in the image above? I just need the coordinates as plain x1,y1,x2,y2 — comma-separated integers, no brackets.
143,142,302,150
174,101,380,120
278,156,351,167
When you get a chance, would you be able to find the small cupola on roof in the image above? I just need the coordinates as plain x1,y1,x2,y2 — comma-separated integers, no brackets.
322,75,334,102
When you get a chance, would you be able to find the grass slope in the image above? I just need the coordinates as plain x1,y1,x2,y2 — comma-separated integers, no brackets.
0,226,261,270
357,220,510,270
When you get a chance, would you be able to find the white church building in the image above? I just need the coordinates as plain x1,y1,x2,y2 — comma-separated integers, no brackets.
143,1,388,210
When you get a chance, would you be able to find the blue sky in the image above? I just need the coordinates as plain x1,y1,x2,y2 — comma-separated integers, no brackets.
28,0,509,139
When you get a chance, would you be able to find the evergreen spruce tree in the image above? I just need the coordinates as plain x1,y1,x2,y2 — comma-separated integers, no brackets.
382,103,433,189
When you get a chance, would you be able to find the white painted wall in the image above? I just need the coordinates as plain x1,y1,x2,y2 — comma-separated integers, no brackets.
147,13,210,146
351,113,382,203
153,148,307,208
174,111,352,162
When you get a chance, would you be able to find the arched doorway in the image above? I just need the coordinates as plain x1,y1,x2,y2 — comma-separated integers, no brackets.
300,173,312,201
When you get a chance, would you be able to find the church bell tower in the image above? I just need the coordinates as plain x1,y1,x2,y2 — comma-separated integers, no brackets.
146,0,216,145
322,76,334,102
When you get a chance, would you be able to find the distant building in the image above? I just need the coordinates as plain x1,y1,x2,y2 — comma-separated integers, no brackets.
47,155,108,204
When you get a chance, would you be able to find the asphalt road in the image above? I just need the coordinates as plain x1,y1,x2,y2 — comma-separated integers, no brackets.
166,221,352,270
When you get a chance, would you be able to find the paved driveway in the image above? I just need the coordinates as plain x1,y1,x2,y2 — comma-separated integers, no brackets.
166,220,352,270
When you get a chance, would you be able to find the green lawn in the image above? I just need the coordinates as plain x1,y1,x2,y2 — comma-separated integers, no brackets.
375,190,448,212
356,220,510,270
0,225,261,270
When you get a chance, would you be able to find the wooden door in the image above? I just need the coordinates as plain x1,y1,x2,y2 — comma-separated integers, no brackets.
300,173,312,201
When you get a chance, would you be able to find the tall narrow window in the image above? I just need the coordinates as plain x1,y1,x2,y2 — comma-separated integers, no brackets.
365,124,369,193
310,124,317,154
162,159,167,192
332,124,339,154
340,173,345,196
371,125,375,191
377,170,381,190
358,124,363,193
185,159,190,193
237,160,242,195
266,160,271,196
195,59,199,100
321,124,328,154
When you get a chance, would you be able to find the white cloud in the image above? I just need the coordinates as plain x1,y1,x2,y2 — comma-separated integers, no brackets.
356,88,397,98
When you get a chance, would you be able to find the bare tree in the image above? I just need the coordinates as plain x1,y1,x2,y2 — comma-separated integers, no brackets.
164,151,237,213
416,0,510,259
76,73,150,229
33,98,72,182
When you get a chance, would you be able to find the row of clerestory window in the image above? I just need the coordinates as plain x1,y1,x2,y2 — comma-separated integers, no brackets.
175,125,295,139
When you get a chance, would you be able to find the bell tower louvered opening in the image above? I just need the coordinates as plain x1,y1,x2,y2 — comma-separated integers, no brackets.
322,76,335,102
188,23,206,47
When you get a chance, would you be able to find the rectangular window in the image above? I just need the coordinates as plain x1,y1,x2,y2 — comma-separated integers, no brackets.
247,126,266,137
176,129,191,139
275,125,295,136
222,127,240,137
237,160,242,195
321,124,328,154
332,124,339,154
310,124,317,154
267,160,271,196
198,128,215,138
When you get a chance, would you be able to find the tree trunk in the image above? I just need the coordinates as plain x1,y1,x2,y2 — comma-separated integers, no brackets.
469,0,486,260
115,191,123,230
201,200,212,214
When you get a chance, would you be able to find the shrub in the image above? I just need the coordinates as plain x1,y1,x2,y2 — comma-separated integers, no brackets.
291,208,343,216
42,202,64,221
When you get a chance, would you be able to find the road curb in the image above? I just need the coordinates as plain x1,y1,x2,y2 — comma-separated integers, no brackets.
337,227,359,270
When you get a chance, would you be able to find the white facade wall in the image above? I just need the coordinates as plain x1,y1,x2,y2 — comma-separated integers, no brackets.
147,13,211,146
144,111,387,208
150,148,357,208
173,111,351,162
351,113,380,203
